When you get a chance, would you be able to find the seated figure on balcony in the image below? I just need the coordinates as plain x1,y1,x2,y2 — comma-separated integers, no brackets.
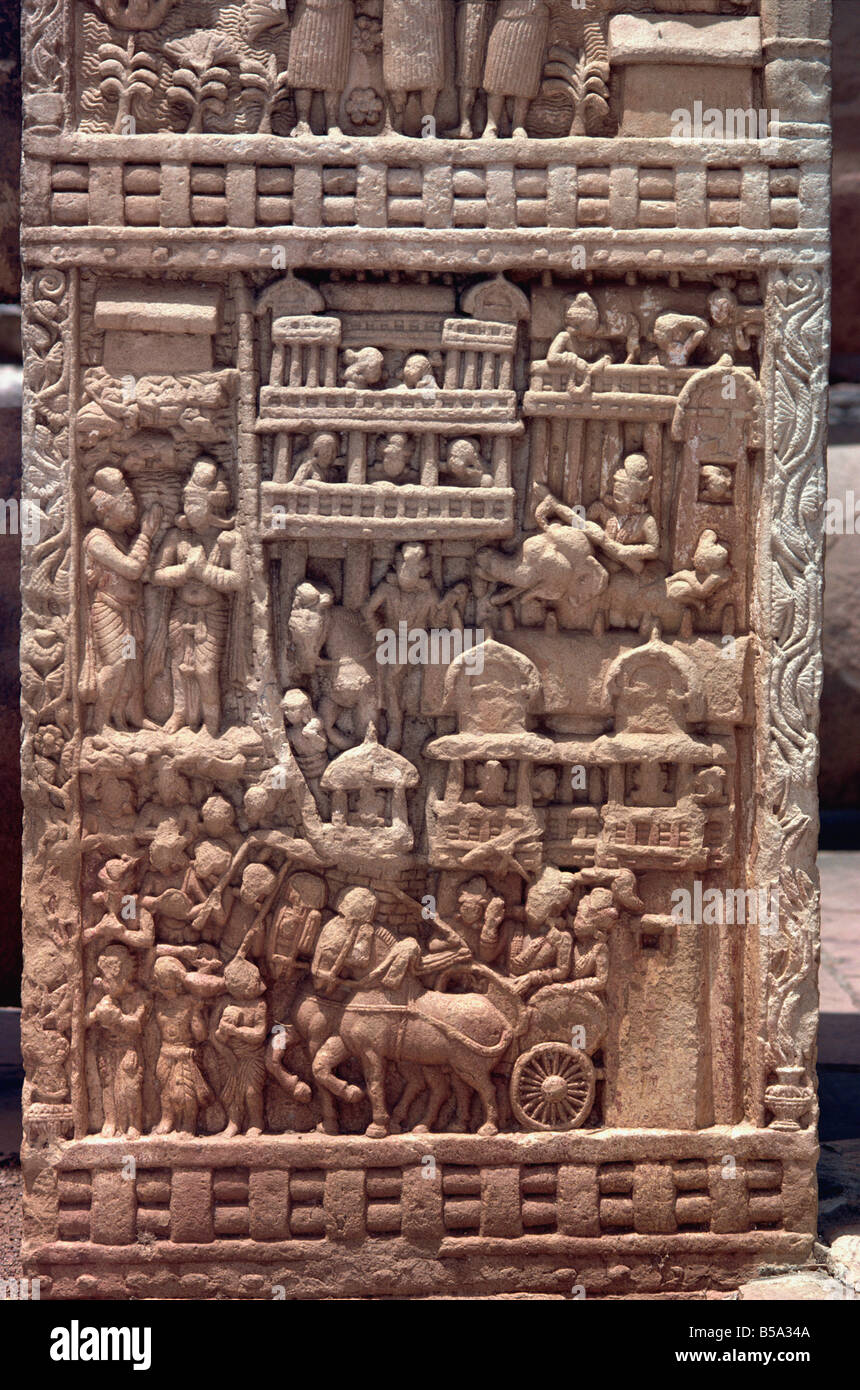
292,432,344,485
649,313,709,368
287,0,355,137
704,283,764,365
442,439,494,488
398,354,438,394
343,346,385,389
545,292,640,395
367,433,417,484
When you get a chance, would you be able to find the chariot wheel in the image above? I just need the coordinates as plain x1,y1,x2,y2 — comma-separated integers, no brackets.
510,1043,595,1132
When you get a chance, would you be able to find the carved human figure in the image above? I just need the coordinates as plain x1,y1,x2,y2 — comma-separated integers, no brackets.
584,454,661,575
84,855,155,957
287,0,355,137
475,760,508,806
700,465,734,504
288,583,379,750
507,867,575,998
210,958,268,1136
428,876,508,968
182,839,234,953
81,467,161,732
545,292,639,389
135,765,197,846
664,530,732,613
650,313,709,367
568,888,615,997
267,873,326,997
343,346,385,388
81,776,137,857
213,862,276,963
705,285,763,363
140,821,193,946
399,353,437,392
262,873,325,1107
151,956,224,1135
455,0,495,138
311,886,378,999
382,0,446,133
364,543,466,750
280,688,328,793
86,944,147,1138
152,458,247,737
199,794,243,854
292,432,343,484
368,433,414,483
482,0,551,139
444,438,493,487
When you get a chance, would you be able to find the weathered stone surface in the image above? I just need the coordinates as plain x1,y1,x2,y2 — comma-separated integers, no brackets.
737,1271,849,1301
820,439,860,808
828,1233,860,1293
19,0,829,1300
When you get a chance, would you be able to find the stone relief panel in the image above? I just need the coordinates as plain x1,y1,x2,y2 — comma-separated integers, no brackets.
43,265,769,1143
20,0,828,1301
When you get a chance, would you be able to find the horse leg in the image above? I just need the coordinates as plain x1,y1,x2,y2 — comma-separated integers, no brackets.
458,1061,499,1137
360,1048,390,1138
312,1035,362,1135
412,1067,448,1134
392,1064,424,1133
449,1073,472,1133
266,1033,312,1106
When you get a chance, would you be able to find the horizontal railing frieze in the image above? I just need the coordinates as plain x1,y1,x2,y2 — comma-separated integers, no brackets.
23,133,828,239
23,132,831,167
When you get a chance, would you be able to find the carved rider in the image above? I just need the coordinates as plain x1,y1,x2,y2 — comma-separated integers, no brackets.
584,454,661,575
506,866,576,999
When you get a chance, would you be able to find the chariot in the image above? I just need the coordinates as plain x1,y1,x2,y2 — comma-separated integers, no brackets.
508,981,605,1132
432,959,604,1133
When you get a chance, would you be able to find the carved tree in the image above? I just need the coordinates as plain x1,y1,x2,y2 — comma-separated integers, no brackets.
94,37,159,135
164,31,235,134
239,53,291,134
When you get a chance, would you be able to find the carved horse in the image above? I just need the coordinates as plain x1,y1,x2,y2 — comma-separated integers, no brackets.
332,959,524,1137
292,927,524,1136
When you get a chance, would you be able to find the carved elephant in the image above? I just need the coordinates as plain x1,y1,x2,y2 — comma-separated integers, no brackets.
476,523,609,627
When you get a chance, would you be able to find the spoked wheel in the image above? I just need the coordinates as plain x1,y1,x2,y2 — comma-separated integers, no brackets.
510,1043,595,1131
